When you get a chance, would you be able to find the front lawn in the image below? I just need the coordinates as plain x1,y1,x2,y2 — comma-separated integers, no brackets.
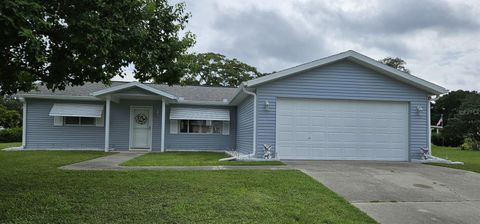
0,142,22,150
0,151,374,223
122,151,285,166
431,145,480,173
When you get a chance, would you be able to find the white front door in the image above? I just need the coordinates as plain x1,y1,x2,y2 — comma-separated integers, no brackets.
130,107,152,149
276,98,409,161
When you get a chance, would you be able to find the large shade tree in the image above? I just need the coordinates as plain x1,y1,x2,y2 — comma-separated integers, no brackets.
179,52,264,87
0,0,195,95
441,93,480,149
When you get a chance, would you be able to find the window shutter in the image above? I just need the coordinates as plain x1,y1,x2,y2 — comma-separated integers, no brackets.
222,121,230,135
96,115,104,127
170,120,178,134
53,116,63,126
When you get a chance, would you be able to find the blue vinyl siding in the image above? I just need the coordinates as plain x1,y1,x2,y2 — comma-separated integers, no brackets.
109,100,163,151
165,104,236,151
254,59,429,160
236,96,254,154
24,99,105,149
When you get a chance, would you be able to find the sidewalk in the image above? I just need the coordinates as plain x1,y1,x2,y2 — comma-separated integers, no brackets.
60,152,292,171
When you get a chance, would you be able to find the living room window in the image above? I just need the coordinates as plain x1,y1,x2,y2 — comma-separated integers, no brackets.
63,117,98,126
178,120,225,134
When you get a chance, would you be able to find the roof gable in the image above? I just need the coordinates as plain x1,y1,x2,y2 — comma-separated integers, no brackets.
91,82,176,99
245,50,448,95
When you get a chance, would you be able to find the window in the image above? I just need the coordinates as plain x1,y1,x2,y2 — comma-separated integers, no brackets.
61,117,99,126
178,120,226,134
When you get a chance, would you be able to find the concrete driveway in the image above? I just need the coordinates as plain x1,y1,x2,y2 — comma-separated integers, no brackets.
285,161,480,224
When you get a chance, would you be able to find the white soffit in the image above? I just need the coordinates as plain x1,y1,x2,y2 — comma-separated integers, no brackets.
169,107,230,121
49,103,104,117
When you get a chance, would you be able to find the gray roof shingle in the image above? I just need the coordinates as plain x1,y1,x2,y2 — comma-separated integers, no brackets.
19,81,239,102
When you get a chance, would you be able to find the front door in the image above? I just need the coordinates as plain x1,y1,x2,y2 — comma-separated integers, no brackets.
130,107,152,150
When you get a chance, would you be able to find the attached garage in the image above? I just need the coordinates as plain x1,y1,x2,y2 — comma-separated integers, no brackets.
233,50,448,161
276,98,409,161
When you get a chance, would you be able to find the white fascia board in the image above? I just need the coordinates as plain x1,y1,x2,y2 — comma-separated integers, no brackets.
91,82,176,99
15,94,102,101
173,100,230,106
245,52,347,87
227,84,245,105
347,51,448,95
245,50,448,95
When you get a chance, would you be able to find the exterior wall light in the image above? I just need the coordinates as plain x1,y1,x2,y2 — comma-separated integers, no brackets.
416,106,424,113
264,100,270,111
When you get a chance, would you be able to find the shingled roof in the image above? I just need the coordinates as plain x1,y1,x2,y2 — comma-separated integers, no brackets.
19,81,239,102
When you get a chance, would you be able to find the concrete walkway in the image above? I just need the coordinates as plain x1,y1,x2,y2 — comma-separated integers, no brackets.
60,152,291,171
285,160,480,224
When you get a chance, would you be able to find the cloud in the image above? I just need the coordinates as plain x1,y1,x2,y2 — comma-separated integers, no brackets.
212,8,329,72
121,0,480,91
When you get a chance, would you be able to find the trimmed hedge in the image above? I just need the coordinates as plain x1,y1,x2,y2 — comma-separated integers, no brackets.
0,128,22,143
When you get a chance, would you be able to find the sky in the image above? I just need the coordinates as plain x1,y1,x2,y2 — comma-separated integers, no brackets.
118,0,480,91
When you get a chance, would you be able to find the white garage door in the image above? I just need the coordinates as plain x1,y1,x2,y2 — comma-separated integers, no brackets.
276,98,409,161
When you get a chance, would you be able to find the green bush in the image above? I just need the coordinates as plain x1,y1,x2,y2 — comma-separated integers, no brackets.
431,132,444,146
461,137,480,151
0,128,22,143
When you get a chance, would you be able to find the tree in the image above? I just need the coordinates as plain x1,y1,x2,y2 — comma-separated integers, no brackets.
0,96,22,114
0,96,22,127
445,94,480,150
379,57,410,74
0,0,195,95
0,105,21,128
179,53,265,87
431,90,477,126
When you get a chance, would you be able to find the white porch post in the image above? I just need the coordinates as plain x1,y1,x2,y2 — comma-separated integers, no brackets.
104,96,111,152
161,100,166,152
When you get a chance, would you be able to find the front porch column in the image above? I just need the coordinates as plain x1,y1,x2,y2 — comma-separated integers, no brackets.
161,100,166,152
104,96,111,152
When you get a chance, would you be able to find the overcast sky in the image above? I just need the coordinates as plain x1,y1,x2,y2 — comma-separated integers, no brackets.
119,0,480,91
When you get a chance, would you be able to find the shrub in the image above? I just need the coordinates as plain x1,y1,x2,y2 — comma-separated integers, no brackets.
431,132,444,146
0,128,22,143
461,137,480,151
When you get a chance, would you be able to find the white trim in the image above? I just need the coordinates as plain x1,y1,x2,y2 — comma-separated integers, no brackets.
244,50,448,95
104,97,111,152
91,82,176,99
49,103,104,117
15,94,101,101
242,87,257,157
173,100,229,106
169,107,230,121
129,106,153,151
161,100,166,152
22,100,27,149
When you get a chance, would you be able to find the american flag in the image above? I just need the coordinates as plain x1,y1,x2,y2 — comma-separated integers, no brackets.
436,114,444,126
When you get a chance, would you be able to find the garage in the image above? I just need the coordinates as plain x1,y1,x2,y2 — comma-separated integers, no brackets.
276,98,409,161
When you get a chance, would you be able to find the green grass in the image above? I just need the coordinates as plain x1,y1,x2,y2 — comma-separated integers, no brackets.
0,142,22,150
431,145,480,173
122,151,285,166
0,151,374,223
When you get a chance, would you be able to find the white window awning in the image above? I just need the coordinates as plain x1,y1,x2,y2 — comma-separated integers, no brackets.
49,103,104,118
170,107,230,121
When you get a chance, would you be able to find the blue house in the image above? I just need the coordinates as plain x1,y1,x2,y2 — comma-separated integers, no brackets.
17,50,447,161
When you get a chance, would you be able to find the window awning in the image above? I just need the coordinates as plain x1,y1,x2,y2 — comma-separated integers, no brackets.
169,107,230,121
49,103,104,118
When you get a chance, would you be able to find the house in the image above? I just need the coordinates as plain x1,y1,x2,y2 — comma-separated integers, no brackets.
16,50,448,161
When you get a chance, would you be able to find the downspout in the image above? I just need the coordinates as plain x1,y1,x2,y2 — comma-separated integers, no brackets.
428,96,433,155
242,86,257,158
